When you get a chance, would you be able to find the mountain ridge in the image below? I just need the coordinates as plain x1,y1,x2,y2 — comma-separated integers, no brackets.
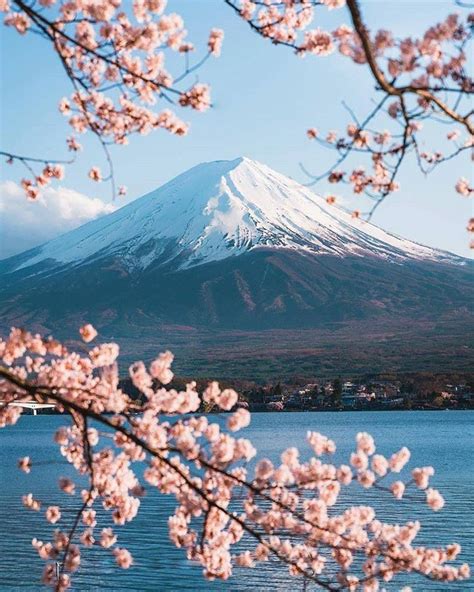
0,157,466,279
0,157,472,378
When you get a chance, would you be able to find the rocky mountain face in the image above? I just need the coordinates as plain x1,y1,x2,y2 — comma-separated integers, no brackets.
1,157,472,377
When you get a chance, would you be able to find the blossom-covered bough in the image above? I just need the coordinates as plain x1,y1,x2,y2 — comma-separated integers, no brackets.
225,0,473,225
0,3,472,589
1,0,472,235
1,0,223,199
0,327,471,591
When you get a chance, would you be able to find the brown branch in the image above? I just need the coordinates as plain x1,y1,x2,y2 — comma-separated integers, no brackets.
1,364,458,589
0,366,338,590
12,0,208,99
345,0,473,134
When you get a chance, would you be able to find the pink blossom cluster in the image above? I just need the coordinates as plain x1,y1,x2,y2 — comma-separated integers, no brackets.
178,83,211,112
0,325,471,590
307,121,405,215
208,28,224,57
1,0,222,199
232,0,472,228
305,112,473,220
455,177,473,197
19,163,65,200
233,1,471,93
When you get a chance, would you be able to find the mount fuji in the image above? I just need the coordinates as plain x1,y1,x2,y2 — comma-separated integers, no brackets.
1,157,472,378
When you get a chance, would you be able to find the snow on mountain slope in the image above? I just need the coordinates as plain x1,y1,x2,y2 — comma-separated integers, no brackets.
8,157,463,274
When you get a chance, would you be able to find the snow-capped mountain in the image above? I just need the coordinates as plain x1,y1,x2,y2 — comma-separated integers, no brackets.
0,158,472,378
5,157,463,276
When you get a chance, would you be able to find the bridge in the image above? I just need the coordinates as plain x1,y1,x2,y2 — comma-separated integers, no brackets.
9,401,56,415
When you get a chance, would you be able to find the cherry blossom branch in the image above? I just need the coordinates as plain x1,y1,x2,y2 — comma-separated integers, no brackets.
0,367,337,591
2,0,223,200
225,0,474,230
0,327,471,591
0,365,453,590
345,0,473,134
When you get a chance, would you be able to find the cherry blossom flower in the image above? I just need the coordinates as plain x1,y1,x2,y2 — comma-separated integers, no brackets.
229,0,472,237
79,324,98,343
90,343,120,367
1,0,226,200
100,528,118,549
179,83,211,111
227,408,251,432
371,454,389,476
149,351,174,384
455,177,473,196
4,12,30,34
80,529,95,547
1,327,471,589
307,431,336,455
322,0,346,9
82,509,97,528
426,487,445,511
66,136,82,152
389,446,411,472
88,167,102,182
59,477,75,495
412,466,435,489
350,450,368,470
356,431,376,455
22,493,41,511
208,28,224,56
302,29,334,56
390,480,406,499
18,456,31,473
113,547,133,568
358,469,376,488
45,506,61,524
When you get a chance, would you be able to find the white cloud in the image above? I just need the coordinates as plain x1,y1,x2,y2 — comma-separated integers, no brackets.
0,181,116,259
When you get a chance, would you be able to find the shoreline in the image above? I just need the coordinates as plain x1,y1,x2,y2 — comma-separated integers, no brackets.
18,406,474,417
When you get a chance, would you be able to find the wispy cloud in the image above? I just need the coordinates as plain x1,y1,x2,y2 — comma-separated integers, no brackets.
0,181,115,259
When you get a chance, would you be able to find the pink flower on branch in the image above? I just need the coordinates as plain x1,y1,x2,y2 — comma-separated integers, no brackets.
79,323,97,343
412,466,435,490
179,83,211,111
45,506,61,524
59,477,75,495
149,350,174,384
100,528,118,548
113,547,133,569
208,28,224,56
230,0,473,237
390,480,406,499
18,456,31,473
88,167,102,182
227,408,251,432
455,177,473,197
0,327,471,588
426,487,445,511
1,0,221,200
22,493,41,511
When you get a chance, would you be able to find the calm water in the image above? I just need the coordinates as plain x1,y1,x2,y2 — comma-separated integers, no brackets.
0,411,473,591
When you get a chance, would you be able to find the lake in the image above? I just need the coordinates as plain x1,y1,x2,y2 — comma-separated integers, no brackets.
0,411,473,591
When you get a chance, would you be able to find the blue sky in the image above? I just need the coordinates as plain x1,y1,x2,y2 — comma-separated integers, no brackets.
0,0,472,257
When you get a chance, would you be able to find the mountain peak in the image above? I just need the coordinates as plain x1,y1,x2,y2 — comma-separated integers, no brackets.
182,156,263,179
4,157,463,276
